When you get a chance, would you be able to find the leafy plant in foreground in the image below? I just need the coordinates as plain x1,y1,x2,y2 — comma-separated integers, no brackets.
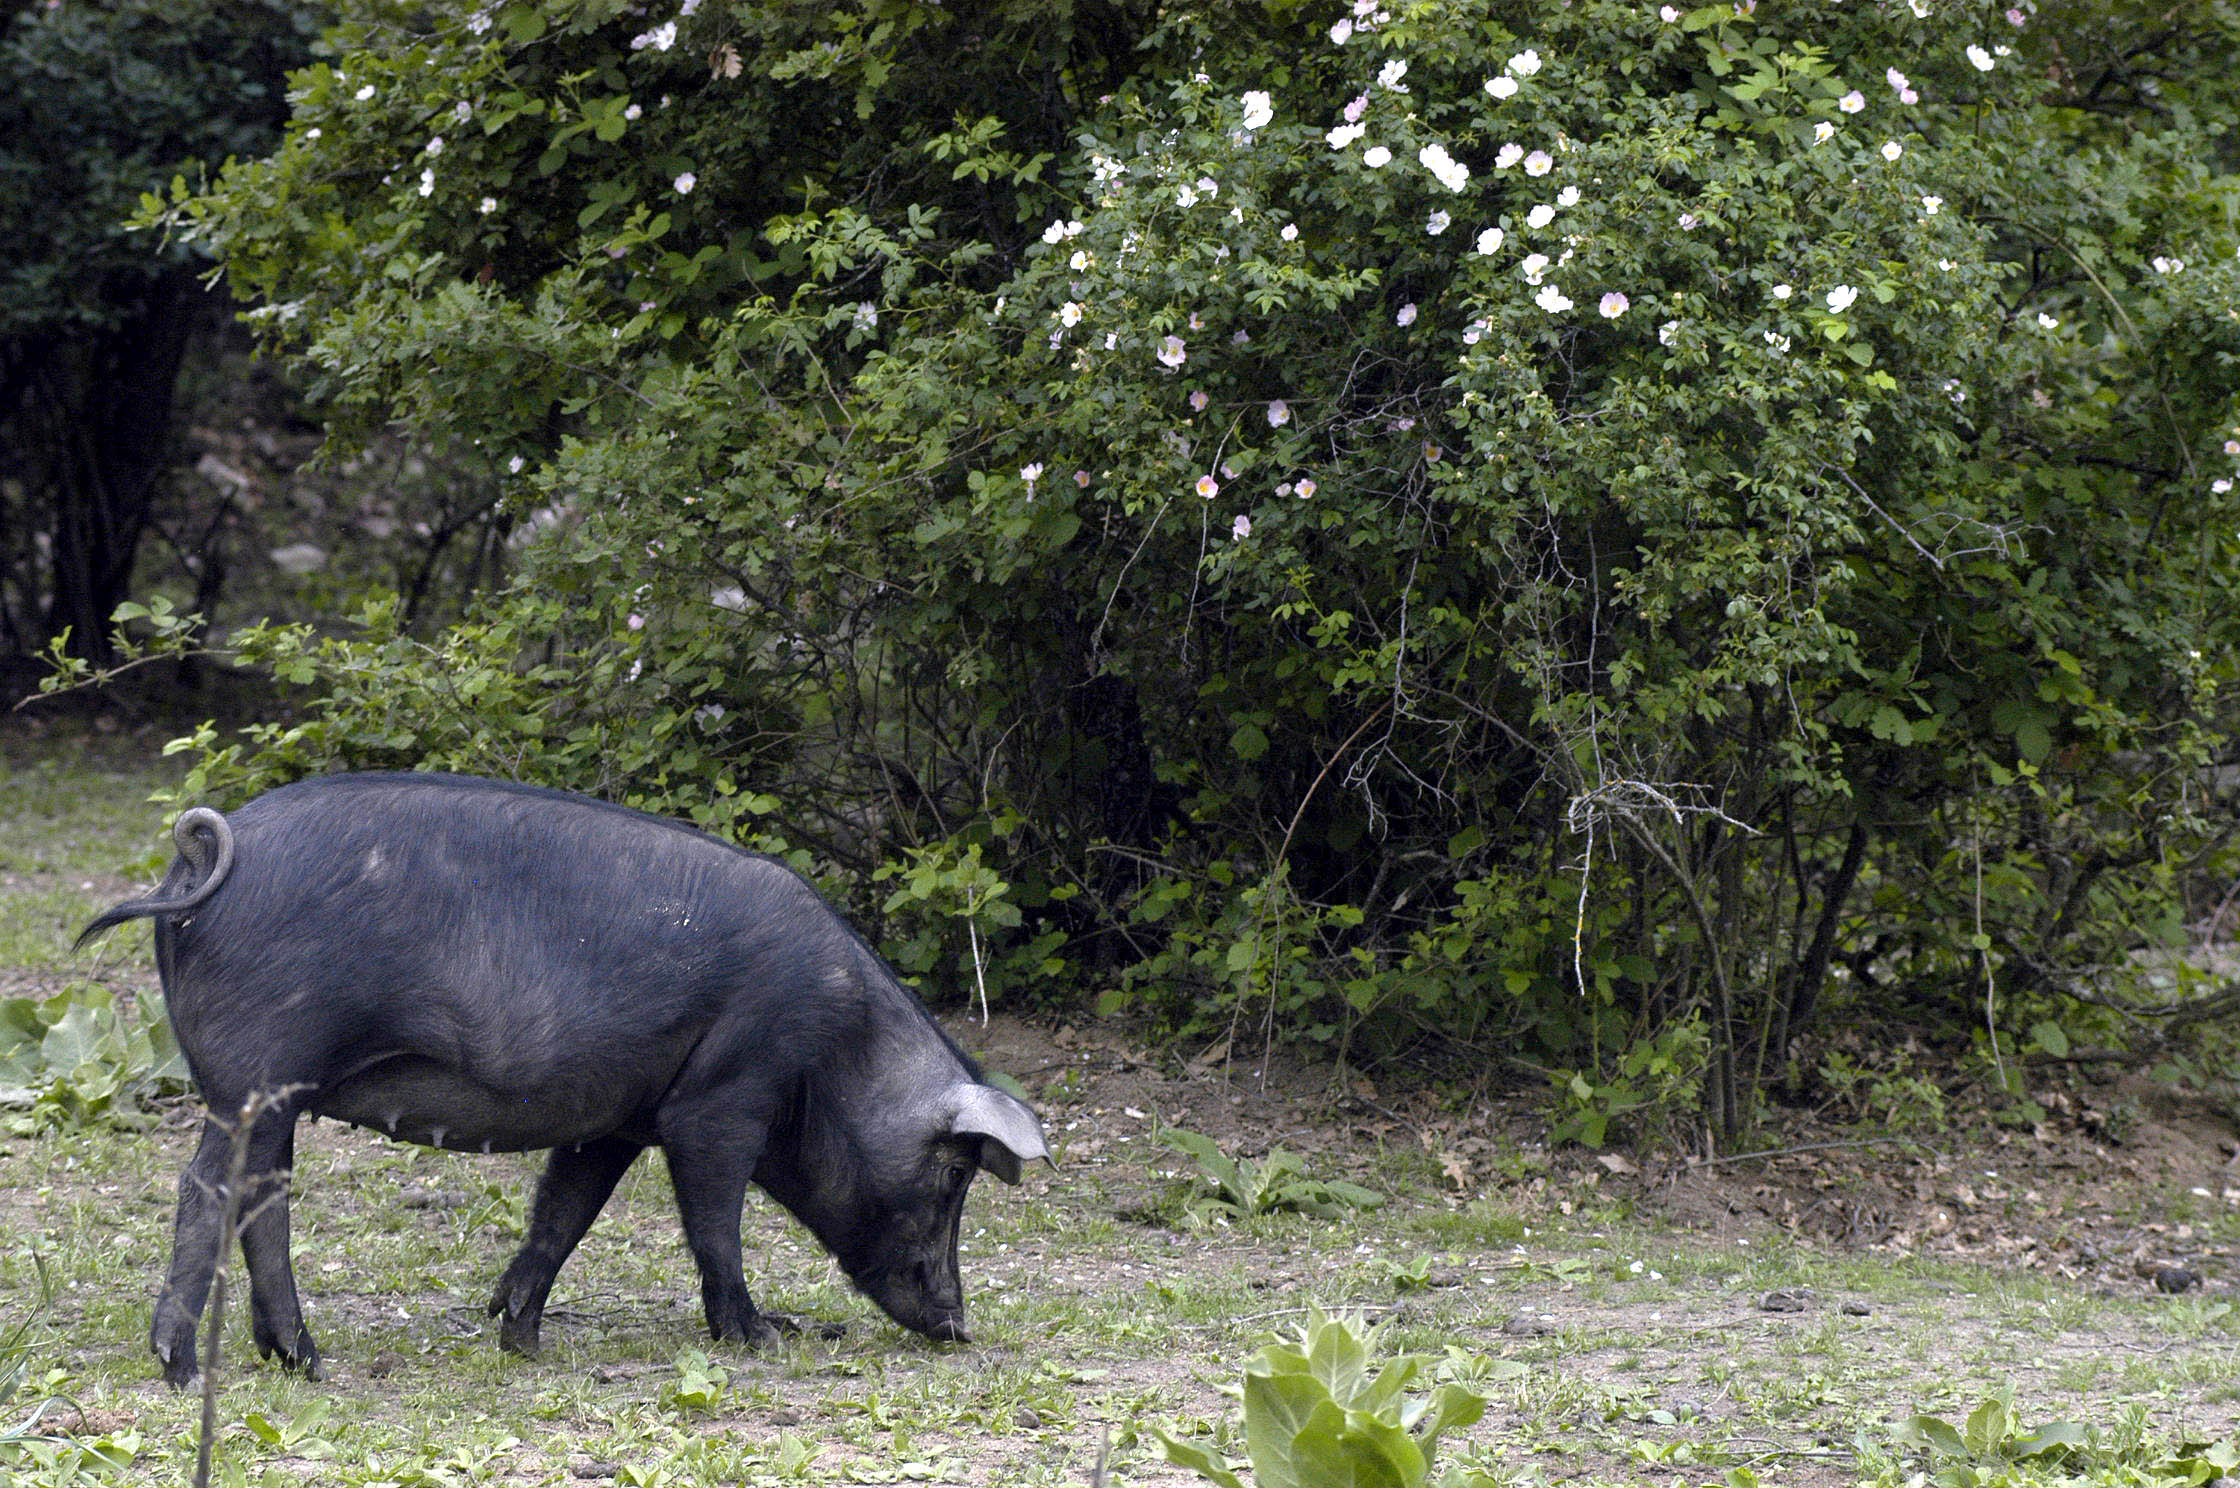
1879,1394,2240,1488
1153,1124,1383,1222
0,984,188,1133
1157,1309,1493,1488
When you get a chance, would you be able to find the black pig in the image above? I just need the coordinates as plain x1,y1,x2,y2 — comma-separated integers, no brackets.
78,773,1049,1388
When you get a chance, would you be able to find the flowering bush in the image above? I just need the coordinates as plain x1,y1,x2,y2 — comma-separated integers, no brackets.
149,0,2240,1136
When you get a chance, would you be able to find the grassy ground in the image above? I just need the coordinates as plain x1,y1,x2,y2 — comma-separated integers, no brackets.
1,734,2236,1487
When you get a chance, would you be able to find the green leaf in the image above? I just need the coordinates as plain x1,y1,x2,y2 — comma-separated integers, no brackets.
41,1003,113,1078
1156,1430,1246,1488
1903,1415,1967,1458
1230,722,1269,761
1963,1398,2011,1458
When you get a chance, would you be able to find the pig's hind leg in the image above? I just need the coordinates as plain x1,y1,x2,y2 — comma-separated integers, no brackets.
152,1092,317,1388
236,1099,320,1378
486,1136,642,1357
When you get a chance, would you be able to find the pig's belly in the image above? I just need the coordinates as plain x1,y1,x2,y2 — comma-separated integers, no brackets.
312,1055,649,1153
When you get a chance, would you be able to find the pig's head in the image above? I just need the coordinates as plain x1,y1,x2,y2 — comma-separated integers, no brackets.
763,1073,1048,1344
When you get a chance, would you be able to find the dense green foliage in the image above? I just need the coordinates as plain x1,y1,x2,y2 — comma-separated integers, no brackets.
135,0,2240,1136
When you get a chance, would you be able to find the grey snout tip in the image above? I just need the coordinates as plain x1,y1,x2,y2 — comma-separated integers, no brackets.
929,1317,972,1345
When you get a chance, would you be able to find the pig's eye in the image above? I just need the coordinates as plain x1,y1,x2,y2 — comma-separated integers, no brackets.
943,1160,969,1189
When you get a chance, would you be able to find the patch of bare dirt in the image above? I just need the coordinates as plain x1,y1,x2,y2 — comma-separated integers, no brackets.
962,1013,2240,1299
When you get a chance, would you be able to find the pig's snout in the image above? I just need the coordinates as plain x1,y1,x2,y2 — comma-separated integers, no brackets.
869,1256,970,1344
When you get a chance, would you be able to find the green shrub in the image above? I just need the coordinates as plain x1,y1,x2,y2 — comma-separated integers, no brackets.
118,0,2240,1135
1153,1124,1383,1224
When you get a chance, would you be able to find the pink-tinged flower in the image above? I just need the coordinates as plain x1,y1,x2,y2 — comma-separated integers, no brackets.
1900,86,1919,104
1599,291,1629,318
674,171,697,193
1495,142,1525,169
2214,479,2235,494
1158,335,1187,367
1523,149,1554,176
2007,7,2026,23
1396,303,1417,326
1189,389,1209,412
626,613,645,631
1281,223,1299,241
1886,66,1909,92
1344,93,1369,122
1020,463,1044,489
1330,16,1353,42
1196,474,1220,498
1677,212,1699,230
2224,440,2240,456
1231,513,1252,540
1268,400,1290,427
1839,89,1865,113
1075,469,1092,487
1295,478,1318,497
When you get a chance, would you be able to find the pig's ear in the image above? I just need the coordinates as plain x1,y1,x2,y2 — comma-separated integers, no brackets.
950,1084,1049,1185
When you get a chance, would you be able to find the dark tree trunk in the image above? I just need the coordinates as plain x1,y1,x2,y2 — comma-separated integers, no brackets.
29,267,208,664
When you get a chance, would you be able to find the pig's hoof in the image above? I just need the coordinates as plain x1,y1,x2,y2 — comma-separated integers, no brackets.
256,1328,322,1380
722,1313,803,1349
154,1339,201,1392
497,1315,543,1358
